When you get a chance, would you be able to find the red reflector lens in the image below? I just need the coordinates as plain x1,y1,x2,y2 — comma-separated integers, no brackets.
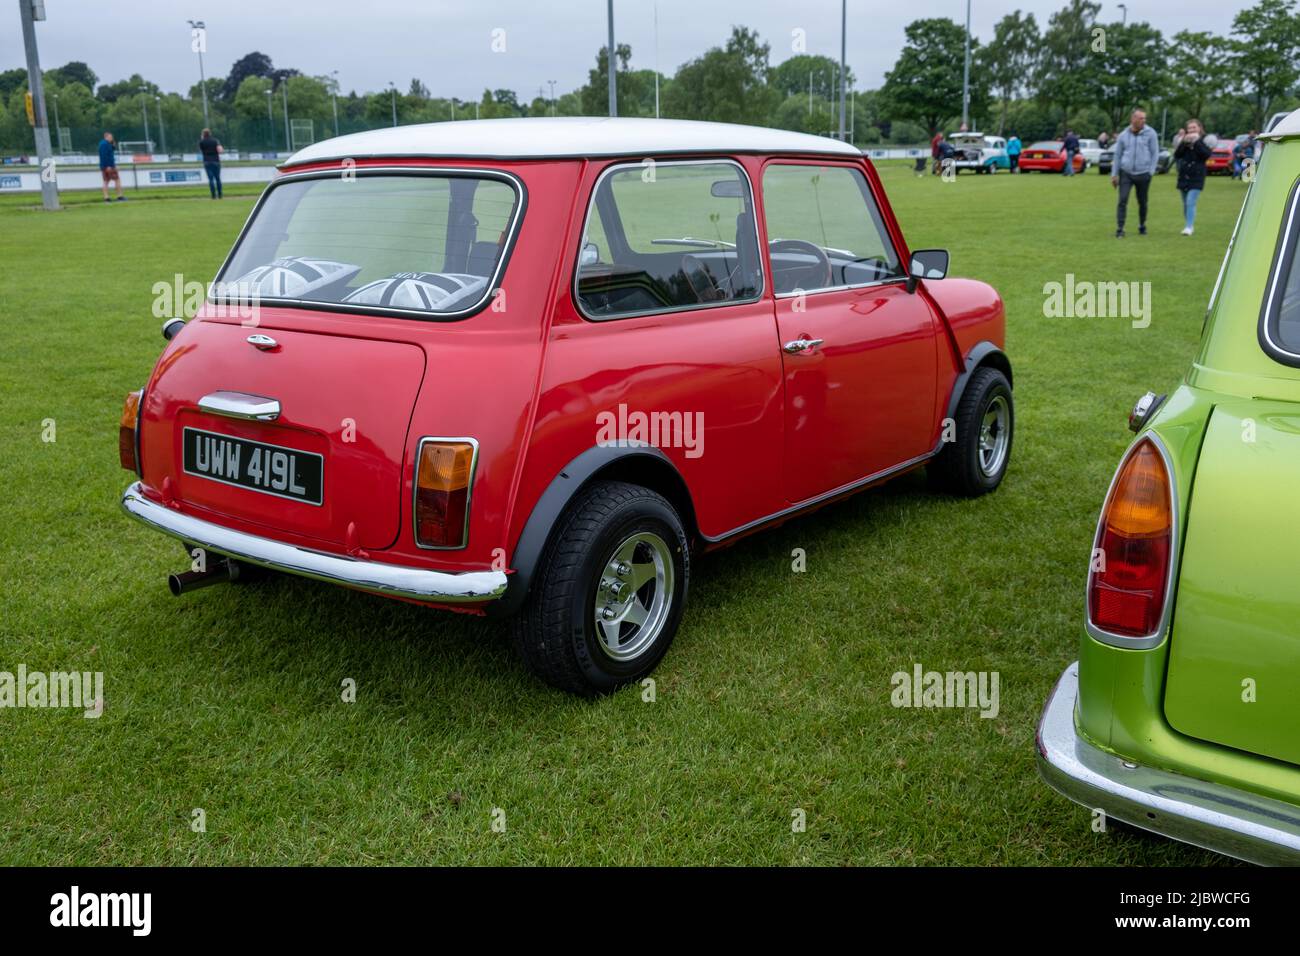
1088,439,1172,638
119,390,142,473
415,441,475,548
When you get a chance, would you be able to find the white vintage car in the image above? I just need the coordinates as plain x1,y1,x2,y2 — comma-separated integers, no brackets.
947,133,1010,173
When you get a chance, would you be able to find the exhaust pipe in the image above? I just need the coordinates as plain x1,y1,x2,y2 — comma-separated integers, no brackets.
167,557,246,596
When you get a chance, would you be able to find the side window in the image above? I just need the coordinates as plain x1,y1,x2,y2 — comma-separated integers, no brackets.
1262,182,1300,363
761,163,902,295
575,161,762,319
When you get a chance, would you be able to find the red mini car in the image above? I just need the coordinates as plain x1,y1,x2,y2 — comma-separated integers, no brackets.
1017,141,1087,174
1207,141,1235,175
119,118,1013,694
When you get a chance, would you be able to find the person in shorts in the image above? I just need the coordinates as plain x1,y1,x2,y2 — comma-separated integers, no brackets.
99,132,124,202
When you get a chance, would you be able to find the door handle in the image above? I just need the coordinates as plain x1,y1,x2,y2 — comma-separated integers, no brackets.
783,337,824,354
197,390,281,421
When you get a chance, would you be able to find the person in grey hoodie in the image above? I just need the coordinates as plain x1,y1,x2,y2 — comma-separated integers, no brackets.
1110,109,1161,237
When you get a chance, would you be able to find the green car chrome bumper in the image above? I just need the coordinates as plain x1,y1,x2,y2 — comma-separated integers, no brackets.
1037,663,1300,866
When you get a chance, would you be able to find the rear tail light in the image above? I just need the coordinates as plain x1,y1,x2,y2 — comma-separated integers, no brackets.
1087,438,1173,639
414,439,476,549
119,389,143,474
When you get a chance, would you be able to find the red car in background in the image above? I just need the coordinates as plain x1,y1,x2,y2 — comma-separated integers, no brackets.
1017,141,1088,174
117,118,1014,695
1207,141,1235,175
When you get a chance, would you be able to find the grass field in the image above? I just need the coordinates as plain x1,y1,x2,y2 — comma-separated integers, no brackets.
0,164,1247,865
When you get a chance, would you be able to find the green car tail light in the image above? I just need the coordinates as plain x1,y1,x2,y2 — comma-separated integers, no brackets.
1087,438,1173,639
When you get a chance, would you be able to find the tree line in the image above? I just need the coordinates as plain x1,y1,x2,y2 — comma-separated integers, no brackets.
2,0,1297,156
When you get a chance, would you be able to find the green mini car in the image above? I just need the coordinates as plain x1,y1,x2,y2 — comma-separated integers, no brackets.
1037,108,1300,865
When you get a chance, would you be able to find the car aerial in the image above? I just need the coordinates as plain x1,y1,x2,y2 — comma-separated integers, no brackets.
1207,140,1236,175
118,117,1015,696
1017,141,1087,174
1036,108,1300,864
947,133,1010,174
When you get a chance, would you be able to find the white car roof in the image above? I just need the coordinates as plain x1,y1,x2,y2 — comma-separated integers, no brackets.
1261,108,1300,141
285,117,862,165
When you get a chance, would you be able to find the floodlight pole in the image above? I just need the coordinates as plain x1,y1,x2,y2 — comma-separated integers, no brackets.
389,83,397,127
187,19,210,129
19,0,59,210
140,88,150,148
838,0,846,141
606,0,617,117
653,0,660,118
50,91,59,149
282,81,291,149
548,79,556,117
156,95,167,155
331,70,340,138
961,0,972,130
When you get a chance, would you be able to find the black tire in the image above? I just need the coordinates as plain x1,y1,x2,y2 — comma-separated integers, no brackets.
512,481,689,696
930,366,1014,496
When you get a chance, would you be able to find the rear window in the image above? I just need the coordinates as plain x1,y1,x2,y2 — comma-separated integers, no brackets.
1262,181,1300,364
1029,142,1062,151
215,171,521,318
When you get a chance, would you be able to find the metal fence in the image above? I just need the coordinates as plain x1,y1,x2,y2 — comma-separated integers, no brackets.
7,117,386,160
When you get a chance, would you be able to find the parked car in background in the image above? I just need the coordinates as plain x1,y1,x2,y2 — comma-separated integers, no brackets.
1077,138,1103,166
1097,146,1172,175
118,117,1015,696
947,133,1010,173
1207,141,1235,175
1018,141,1087,174
1037,109,1300,865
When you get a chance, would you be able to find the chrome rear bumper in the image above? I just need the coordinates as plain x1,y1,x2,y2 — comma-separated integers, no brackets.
121,482,507,604
1037,662,1300,866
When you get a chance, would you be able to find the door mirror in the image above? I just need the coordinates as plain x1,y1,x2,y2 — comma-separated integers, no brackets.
579,242,601,266
907,248,949,292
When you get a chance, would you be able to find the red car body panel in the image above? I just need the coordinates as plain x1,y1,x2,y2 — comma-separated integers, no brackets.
1207,145,1234,174
1017,145,1085,173
131,149,1007,605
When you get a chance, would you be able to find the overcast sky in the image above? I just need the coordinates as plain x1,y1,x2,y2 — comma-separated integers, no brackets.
5,1,1247,99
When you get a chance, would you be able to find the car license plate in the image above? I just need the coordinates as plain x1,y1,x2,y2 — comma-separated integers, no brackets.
182,427,323,505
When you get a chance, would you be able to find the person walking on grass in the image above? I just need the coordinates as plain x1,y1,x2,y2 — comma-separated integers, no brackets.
1007,134,1022,173
1172,119,1213,236
1062,129,1080,176
98,131,125,202
1111,109,1160,237
199,128,223,199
